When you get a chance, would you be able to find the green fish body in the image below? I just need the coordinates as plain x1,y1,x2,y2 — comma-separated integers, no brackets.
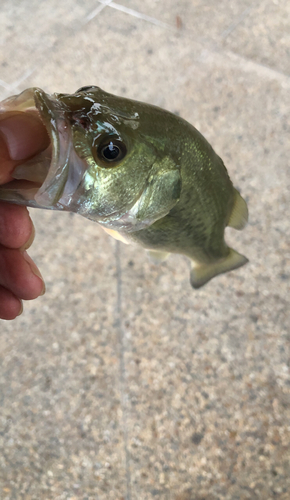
0,87,248,288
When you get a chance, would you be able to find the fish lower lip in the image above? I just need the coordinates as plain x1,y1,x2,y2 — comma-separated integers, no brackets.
0,87,85,209
31,88,72,206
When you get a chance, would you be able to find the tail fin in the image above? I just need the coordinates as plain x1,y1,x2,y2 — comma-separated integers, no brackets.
190,248,248,289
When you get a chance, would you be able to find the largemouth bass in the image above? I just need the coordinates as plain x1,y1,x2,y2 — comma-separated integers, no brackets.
0,87,248,288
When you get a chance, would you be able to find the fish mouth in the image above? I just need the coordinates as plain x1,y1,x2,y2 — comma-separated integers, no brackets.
0,87,86,210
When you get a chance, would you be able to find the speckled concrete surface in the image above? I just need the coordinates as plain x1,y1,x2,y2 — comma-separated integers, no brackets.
0,1,290,499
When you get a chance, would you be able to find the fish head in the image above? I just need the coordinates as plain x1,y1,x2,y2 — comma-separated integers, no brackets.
0,87,181,231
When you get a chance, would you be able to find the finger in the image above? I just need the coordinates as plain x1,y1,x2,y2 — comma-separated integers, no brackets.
0,132,12,183
0,202,34,249
0,112,50,183
0,246,45,300
0,285,22,320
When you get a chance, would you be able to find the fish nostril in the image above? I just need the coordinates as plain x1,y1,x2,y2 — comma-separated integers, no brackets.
70,113,91,130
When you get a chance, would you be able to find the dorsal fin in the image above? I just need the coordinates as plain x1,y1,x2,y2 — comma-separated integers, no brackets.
228,189,248,230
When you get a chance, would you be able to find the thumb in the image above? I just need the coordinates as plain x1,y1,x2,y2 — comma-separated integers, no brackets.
0,112,49,184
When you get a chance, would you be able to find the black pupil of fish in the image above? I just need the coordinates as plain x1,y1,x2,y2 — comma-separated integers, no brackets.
102,142,120,161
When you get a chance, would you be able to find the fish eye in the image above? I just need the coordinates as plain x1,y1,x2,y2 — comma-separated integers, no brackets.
95,139,127,166
76,86,98,93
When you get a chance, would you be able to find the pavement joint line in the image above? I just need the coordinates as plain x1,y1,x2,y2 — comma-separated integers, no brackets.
115,240,132,500
85,0,114,24
0,79,13,91
1,8,289,95
9,67,37,92
1,1,112,92
99,0,175,31
221,6,253,38
199,45,290,85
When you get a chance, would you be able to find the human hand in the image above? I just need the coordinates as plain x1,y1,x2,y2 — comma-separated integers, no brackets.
0,112,49,320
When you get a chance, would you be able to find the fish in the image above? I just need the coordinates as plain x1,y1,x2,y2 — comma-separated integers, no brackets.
0,86,248,288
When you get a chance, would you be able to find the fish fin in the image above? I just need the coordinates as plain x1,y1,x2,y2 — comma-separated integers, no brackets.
228,189,248,230
147,249,170,264
128,158,181,230
102,227,130,244
99,158,181,233
190,248,249,289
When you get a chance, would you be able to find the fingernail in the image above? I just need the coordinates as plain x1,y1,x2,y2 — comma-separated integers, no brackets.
17,300,23,317
23,251,43,278
23,251,46,295
20,219,35,251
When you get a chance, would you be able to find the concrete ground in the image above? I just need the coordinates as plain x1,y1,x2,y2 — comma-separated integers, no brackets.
0,1,290,499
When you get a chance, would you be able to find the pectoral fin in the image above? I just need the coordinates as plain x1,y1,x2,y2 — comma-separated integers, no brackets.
190,248,248,289
114,157,181,232
135,158,181,221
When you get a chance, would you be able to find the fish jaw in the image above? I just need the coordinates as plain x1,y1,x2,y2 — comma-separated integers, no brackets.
0,88,155,227
0,88,87,211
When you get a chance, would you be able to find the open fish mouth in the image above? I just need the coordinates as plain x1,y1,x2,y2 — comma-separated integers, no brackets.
0,87,86,210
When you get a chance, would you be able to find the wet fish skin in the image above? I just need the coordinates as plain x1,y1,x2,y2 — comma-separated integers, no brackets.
0,87,248,287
